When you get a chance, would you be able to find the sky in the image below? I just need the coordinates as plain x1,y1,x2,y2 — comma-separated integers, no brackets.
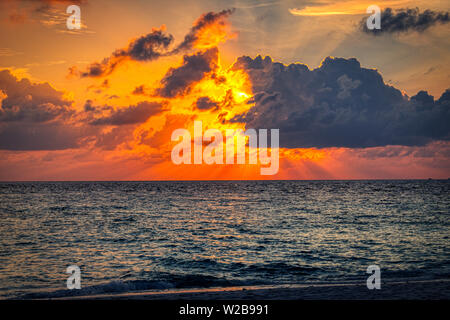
0,0,449,180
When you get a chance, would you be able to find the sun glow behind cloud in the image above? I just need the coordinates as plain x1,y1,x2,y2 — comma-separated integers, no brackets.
0,2,449,181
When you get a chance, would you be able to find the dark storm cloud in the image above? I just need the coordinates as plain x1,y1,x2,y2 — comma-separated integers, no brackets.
0,70,163,150
89,101,166,126
0,69,73,123
229,55,450,148
361,7,450,34
0,70,95,150
0,123,90,150
156,47,218,98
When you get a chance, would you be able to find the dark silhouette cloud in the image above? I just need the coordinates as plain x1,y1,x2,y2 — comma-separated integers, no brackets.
114,29,174,62
83,99,96,112
74,9,234,78
89,101,166,126
194,96,219,110
0,70,93,150
361,7,449,34
0,69,73,123
229,55,450,148
0,123,90,150
79,27,174,77
0,70,164,150
156,47,218,98
132,85,147,95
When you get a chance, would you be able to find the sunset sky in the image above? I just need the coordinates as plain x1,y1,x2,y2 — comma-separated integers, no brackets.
0,0,449,180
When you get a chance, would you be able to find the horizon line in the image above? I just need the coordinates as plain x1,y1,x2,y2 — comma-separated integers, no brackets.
1,178,448,183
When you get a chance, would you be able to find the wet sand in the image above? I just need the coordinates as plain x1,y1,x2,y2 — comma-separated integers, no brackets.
52,279,450,300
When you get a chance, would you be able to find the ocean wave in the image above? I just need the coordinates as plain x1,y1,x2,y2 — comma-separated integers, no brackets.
15,274,247,299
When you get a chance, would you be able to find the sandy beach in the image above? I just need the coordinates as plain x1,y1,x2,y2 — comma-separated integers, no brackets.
51,279,450,300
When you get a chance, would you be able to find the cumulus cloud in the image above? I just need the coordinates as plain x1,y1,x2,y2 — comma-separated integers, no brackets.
0,70,165,150
229,55,450,148
361,7,450,34
0,70,94,150
0,69,73,123
156,47,218,98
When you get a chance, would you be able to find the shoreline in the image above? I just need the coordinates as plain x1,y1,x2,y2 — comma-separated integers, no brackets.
45,279,450,300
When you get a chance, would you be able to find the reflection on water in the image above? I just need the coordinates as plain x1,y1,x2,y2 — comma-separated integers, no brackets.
0,180,449,298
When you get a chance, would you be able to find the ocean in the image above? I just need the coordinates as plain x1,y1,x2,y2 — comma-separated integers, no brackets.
0,180,448,298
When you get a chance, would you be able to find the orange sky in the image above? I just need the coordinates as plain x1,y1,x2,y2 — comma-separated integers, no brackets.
0,0,449,180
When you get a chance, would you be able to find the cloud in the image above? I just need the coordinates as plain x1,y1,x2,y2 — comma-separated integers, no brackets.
77,26,174,78
83,99,96,112
156,47,218,98
83,100,168,150
361,7,450,34
0,69,93,150
5,0,93,34
86,79,109,93
174,9,235,52
0,123,90,150
132,85,148,95
0,69,164,150
138,113,194,150
93,126,134,150
194,96,219,110
89,101,167,126
229,55,450,148
356,141,450,160
74,9,234,78
0,69,73,123
114,27,174,62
